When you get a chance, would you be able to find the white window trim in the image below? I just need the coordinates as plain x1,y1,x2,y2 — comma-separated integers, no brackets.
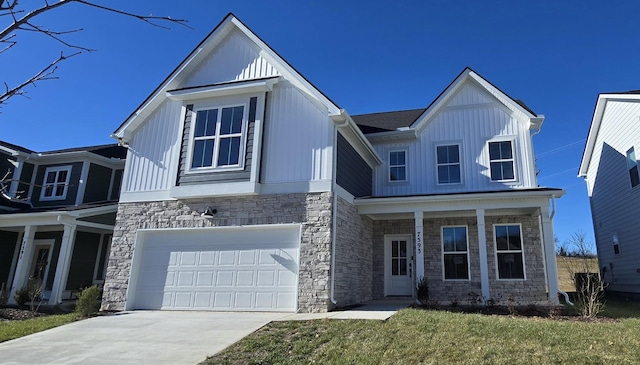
435,143,463,186
185,100,249,174
441,225,470,281
388,149,408,183
493,223,526,281
487,138,517,182
40,165,72,201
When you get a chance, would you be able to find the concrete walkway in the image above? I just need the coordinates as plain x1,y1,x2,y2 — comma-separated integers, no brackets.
0,300,412,365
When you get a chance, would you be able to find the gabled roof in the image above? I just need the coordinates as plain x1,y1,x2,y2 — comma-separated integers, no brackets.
352,68,541,137
578,92,640,177
40,144,126,159
113,13,342,140
0,140,34,155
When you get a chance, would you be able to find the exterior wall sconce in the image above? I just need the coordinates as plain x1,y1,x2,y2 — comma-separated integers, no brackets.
201,207,217,218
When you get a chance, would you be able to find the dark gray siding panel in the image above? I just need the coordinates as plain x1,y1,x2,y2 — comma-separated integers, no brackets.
17,162,34,200
66,231,101,290
336,132,372,197
177,97,257,185
0,230,19,288
83,163,112,203
0,152,15,186
33,231,63,290
31,162,83,207
110,169,123,201
78,212,116,225
95,234,111,281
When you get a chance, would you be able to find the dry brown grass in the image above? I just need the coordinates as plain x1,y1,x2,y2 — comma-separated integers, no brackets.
556,255,599,293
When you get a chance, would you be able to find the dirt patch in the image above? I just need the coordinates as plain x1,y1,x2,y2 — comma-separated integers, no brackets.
0,306,71,322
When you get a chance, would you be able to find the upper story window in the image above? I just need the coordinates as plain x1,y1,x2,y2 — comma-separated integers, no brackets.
190,105,246,170
437,144,461,184
489,140,515,181
495,224,525,280
442,226,469,280
626,147,639,188
40,166,72,201
389,150,406,182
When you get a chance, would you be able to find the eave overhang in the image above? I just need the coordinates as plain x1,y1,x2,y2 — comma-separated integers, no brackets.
166,77,279,101
354,188,565,216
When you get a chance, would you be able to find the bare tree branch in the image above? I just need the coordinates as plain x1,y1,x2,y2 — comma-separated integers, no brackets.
0,1,190,106
0,51,81,104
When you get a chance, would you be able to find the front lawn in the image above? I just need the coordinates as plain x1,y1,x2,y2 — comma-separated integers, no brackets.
0,313,78,343
203,308,640,364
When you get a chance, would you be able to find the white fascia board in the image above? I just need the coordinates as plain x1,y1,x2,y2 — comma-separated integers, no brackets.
230,17,341,116
578,94,640,177
364,129,418,143
170,182,260,199
119,190,174,203
354,189,565,215
36,152,124,169
260,180,332,195
467,73,537,119
333,111,383,167
529,116,545,131
0,205,117,227
166,78,278,101
114,17,236,139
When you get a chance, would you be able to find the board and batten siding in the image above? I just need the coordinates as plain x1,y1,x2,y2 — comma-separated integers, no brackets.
176,97,258,185
336,132,372,197
585,100,640,292
83,163,113,203
261,83,333,184
372,83,536,197
183,30,280,88
122,100,183,194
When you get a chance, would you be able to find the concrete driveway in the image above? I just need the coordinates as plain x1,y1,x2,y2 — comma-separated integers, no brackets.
0,311,289,365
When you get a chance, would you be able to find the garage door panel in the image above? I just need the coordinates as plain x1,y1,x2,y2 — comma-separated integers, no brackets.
132,226,300,311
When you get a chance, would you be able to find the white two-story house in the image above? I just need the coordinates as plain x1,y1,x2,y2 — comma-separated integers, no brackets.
102,13,565,313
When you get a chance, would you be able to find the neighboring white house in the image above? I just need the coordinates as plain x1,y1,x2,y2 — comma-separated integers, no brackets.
579,92,640,295
101,13,565,313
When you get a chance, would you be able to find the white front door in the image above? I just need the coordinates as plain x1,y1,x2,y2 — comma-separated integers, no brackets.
384,235,413,296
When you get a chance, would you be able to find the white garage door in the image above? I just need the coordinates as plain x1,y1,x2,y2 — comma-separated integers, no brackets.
129,225,300,312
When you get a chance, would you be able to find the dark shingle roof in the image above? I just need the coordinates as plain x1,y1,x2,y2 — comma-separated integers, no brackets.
40,144,126,159
0,140,35,154
514,100,537,116
352,108,427,134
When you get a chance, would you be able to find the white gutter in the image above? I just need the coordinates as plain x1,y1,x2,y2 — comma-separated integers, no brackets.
329,116,350,305
548,195,573,306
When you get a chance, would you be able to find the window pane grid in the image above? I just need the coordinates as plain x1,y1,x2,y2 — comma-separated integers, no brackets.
489,141,515,181
389,151,406,181
437,145,461,184
443,227,469,280
391,240,408,276
42,167,70,199
191,105,244,169
495,224,524,279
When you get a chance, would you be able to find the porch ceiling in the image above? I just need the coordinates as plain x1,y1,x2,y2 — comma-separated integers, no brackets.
364,207,540,221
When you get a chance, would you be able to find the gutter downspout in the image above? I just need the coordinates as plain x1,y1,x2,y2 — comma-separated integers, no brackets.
330,113,350,306
548,196,574,306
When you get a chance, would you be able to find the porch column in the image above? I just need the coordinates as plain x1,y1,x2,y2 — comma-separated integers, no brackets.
476,209,490,303
414,211,424,283
49,222,77,304
540,205,560,304
8,225,36,304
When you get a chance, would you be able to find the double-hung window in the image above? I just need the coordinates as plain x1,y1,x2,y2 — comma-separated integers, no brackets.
627,147,639,188
437,144,461,184
389,151,406,182
489,141,515,181
442,226,469,280
41,166,72,200
191,105,245,170
495,224,525,279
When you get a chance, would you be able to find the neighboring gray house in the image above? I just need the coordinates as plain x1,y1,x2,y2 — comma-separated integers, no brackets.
579,92,640,294
0,141,125,304
102,13,565,313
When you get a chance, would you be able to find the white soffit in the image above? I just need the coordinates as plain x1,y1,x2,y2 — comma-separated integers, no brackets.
166,78,279,101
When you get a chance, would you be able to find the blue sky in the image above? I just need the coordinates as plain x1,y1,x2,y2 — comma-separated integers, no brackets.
2,1,640,250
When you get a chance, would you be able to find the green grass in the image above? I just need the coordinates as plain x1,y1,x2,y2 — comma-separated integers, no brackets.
203,308,640,365
0,313,78,343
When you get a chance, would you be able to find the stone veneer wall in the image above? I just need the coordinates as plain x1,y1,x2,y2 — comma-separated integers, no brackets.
102,192,333,313
333,196,374,308
371,214,547,305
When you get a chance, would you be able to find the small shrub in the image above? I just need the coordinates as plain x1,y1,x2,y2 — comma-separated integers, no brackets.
416,276,429,305
75,285,102,317
26,278,43,312
507,295,518,316
14,287,29,308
